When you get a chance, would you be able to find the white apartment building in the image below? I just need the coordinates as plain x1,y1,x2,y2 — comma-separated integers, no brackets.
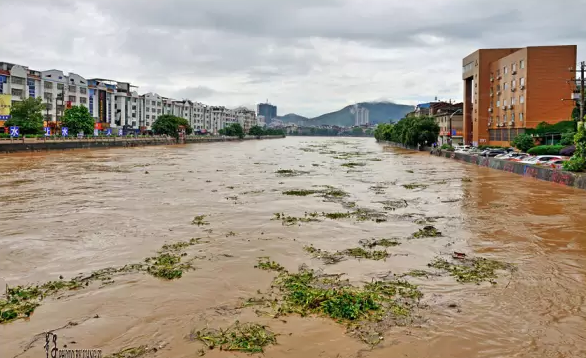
234,107,257,133
114,82,139,129
138,92,163,130
257,115,266,127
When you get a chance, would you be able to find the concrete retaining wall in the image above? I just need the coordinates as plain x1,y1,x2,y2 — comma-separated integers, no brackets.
378,140,586,190
432,149,586,190
0,135,285,153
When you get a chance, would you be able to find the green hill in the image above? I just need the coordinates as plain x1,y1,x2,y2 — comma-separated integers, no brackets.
280,101,413,127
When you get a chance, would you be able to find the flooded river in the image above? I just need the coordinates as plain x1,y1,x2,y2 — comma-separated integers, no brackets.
1,137,585,358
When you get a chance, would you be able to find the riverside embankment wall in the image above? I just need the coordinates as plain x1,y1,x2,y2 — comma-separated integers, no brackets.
0,135,284,154
380,141,586,190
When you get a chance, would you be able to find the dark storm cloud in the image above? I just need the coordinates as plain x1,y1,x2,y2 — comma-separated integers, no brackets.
2,0,585,116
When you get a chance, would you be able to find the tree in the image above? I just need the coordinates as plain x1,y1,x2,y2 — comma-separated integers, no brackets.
511,133,535,152
352,127,364,136
560,131,576,146
249,125,264,136
61,105,94,136
222,123,245,139
5,97,44,134
151,114,192,137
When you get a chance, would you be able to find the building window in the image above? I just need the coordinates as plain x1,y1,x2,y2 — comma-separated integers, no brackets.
151,101,156,105
503,99,507,106
511,113,515,122
504,66,508,75
57,83,64,90
44,92,53,100
146,115,150,119
79,87,87,94
512,63,517,73
11,76,25,85
511,96,516,105
503,114,507,122
520,95,525,104
44,82,53,89
157,102,161,106
520,60,525,69
157,109,161,114
11,88,23,97
80,97,87,104
68,96,76,102
132,112,136,118
68,85,76,92
132,105,136,110
520,77,525,87
520,113,524,121
512,80,516,88
504,83,508,90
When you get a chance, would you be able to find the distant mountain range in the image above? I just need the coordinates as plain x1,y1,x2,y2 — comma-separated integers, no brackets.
277,101,414,127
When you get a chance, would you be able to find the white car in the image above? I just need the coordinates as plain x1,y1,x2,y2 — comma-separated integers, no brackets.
519,155,562,165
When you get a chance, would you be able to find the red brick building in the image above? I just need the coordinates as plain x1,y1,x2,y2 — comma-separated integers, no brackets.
462,45,577,146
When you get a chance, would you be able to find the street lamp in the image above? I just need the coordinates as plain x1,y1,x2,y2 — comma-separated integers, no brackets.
448,109,463,144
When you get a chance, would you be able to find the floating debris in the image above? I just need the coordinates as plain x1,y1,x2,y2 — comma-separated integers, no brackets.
255,258,286,272
462,177,473,182
359,238,401,249
272,212,321,226
282,189,320,196
402,183,429,190
192,215,210,226
428,256,514,284
104,346,149,358
191,321,277,353
341,162,367,168
412,225,442,238
304,245,389,262
303,246,346,264
275,169,309,177
249,264,422,346
377,200,408,211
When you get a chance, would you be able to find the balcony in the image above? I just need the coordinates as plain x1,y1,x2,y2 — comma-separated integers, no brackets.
497,75,502,80
488,107,493,113
497,91,501,95
520,85,525,90
512,70,517,75
509,104,514,109
511,87,516,92
490,77,494,82
509,121,515,126
490,92,494,97
501,105,506,110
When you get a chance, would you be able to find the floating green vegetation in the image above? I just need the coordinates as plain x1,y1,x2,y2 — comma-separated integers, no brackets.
343,247,389,260
341,162,367,168
241,190,265,195
462,177,473,182
226,231,237,237
104,346,149,358
359,238,401,249
250,264,422,345
377,200,408,211
226,186,235,189
369,184,386,194
402,270,433,278
428,256,514,284
321,188,349,198
322,211,352,220
303,246,346,264
402,183,429,190
405,170,414,173
353,208,387,222
312,163,320,167
412,225,442,238
275,169,308,177
304,245,388,262
192,215,210,226
272,212,321,226
1,239,203,324
282,189,320,196
255,258,286,272
368,158,383,161
192,321,277,354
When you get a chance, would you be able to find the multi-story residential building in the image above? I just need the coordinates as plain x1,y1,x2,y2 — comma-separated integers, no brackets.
351,104,369,126
87,78,117,128
234,107,257,133
138,92,163,130
462,45,577,146
114,82,139,129
434,103,464,145
257,102,277,125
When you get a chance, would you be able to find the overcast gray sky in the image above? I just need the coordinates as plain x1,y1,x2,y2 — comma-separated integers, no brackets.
2,0,585,117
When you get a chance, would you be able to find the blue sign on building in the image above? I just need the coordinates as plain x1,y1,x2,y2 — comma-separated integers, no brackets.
0,75,6,94
106,128,112,136
61,127,69,137
9,126,19,137
44,127,51,136
89,89,94,115
27,79,35,98
94,129,99,136
117,128,123,136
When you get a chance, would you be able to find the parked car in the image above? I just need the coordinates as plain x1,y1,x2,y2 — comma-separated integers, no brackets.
481,148,507,157
544,159,566,170
519,155,563,165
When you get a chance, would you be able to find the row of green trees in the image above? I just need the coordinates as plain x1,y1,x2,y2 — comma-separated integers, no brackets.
248,125,285,137
4,97,96,136
374,116,440,147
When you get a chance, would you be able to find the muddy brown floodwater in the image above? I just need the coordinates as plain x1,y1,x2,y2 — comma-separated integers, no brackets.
1,137,585,358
